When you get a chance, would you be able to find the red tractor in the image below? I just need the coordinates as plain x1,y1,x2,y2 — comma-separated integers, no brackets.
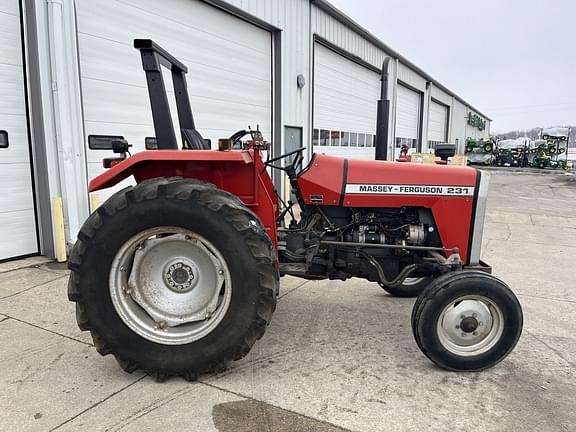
68,40,523,381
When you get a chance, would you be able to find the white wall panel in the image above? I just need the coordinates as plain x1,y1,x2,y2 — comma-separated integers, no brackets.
76,0,272,200
0,0,38,259
451,99,467,152
398,63,427,92
431,85,452,106
311,4,386,69
396,85,421,140
227,0,312,139
428,101,449,143
314,44,380,132
313,44,379,159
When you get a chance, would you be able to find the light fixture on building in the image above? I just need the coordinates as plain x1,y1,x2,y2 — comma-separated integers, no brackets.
297,74,306,89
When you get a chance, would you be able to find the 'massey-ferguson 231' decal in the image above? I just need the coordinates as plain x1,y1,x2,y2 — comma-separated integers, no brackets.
345,184,474,196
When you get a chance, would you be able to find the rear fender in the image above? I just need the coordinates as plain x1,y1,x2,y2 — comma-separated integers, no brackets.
88,150,279,246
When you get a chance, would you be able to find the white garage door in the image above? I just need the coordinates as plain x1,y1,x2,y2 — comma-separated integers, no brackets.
0,0,38,260
428,100,449,145
312,43,380,160
76,0,272,200
395,84,421,156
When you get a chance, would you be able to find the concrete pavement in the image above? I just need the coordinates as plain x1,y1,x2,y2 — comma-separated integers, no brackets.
0,170,575,431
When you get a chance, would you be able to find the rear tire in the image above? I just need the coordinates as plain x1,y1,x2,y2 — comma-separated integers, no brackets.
379,277,432,298
68,178,278,380
411,271,522,371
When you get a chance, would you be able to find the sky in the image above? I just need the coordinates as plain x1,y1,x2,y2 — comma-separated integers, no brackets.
327,0,576,133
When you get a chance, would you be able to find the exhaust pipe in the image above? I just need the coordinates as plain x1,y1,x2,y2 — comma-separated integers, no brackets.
375,58,391,161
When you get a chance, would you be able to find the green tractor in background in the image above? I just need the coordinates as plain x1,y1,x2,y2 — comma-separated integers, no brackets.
465,136,496,153
530,127,570,169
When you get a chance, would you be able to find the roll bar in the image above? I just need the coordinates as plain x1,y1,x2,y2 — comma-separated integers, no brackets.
134,39,197,150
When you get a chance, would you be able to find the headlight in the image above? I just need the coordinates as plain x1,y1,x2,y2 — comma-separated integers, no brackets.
469,171,490,265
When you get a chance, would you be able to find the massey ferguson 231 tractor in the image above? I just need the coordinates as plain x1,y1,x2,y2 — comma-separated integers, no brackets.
68,40,523,381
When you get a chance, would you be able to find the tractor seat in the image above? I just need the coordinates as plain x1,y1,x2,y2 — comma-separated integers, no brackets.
183,128,211,150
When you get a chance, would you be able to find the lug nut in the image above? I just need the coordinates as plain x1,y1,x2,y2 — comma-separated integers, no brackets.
455,325,460,329
473,331,478,336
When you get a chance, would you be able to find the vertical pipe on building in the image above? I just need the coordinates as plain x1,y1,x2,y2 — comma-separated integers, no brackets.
45,0,89,250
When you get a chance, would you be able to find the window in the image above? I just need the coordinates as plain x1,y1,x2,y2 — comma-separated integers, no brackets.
349,133,358,147
367,134,374,147
342,132,350,146
312,129,319,147
396,137,417,148
358,133,366,147
320,130,330,146
312,130,377,149
330,131,341,146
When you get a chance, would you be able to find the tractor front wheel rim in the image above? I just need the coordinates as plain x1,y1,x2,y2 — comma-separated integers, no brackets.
109,227,232,345
436,295,504,356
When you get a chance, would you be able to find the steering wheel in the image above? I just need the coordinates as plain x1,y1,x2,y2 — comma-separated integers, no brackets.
264,147,306,176
264,147,306,166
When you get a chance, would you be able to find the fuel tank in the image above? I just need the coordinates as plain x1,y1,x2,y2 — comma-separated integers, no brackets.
296,153,484,263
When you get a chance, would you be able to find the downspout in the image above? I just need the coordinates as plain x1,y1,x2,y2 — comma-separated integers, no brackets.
45,0,89,250
374,57,391,160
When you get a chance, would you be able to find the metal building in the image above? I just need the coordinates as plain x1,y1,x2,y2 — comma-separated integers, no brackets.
1,0,491,261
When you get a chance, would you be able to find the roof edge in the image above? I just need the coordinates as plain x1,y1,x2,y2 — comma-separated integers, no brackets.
311,0,492,121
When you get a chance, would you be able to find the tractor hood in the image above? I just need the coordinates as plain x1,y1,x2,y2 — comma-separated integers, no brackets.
297,153,478,207
297,153,487,264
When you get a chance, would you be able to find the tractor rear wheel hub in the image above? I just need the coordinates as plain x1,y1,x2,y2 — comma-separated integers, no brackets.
109,227,232,345
164,261,197,292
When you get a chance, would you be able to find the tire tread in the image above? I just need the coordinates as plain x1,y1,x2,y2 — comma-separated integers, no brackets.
68,177,278,381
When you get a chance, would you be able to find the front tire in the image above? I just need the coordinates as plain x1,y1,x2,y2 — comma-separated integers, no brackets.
411,271,522,371
68,178,278,380
379,277,432,298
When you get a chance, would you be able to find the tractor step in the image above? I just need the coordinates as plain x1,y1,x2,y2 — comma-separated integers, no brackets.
463,260,492,274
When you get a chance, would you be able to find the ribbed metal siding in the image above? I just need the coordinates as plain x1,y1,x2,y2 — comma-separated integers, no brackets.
451,99,467,151
220,2,490,155
311,4,386,69
397,63,426,92
224,0,310,133
310,4,397,155
431,86,452,106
